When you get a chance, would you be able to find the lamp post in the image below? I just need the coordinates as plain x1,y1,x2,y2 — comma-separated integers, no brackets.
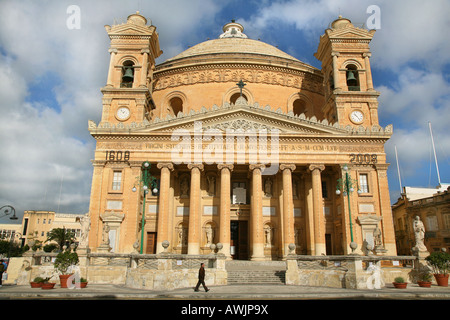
132,161,158,254
0,205,18,220
336,165,361,253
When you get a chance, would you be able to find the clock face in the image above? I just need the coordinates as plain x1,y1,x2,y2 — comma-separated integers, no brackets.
350,110,364,124
116,107,130,120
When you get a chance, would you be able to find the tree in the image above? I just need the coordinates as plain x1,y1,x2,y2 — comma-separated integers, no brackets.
45,227,76,250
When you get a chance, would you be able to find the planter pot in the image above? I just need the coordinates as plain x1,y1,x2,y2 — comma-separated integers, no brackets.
30,282,43,288
434,274,449,287
393,282,407,289
41,282,56,290
59,274,72,288
79,282,88,288
417,281,432,288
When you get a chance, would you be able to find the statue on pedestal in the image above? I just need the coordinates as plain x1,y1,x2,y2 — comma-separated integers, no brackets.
412,216,428,254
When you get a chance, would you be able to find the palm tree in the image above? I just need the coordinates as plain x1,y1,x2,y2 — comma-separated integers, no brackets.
46,227,76,250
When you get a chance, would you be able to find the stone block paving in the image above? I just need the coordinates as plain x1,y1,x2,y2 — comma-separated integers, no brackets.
0,283,449,300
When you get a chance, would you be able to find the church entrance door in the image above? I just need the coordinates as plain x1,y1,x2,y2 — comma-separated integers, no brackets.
230,220,248,260
146,232,157,254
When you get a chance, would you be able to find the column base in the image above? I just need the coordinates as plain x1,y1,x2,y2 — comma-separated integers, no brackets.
251,243,266,261
188,243,200,255
315,243,327,256
220,243,232,260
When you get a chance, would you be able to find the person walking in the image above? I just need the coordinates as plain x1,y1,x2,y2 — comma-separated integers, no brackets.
0,260,5,287
194,263,209,292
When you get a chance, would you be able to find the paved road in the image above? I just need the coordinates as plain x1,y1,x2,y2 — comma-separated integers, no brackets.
1,283,449,300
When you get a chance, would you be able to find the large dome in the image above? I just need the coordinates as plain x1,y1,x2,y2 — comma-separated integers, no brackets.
167,37,300,63
157,21,317,74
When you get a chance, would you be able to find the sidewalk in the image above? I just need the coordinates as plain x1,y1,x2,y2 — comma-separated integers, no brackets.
1,283,450,300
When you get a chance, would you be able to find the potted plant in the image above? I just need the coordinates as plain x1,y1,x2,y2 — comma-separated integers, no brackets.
30,276,44,288
76,277,88,288
54,249,79,288
425,251,450,287
393,276,407,289
41,277,56,290
417,272,432,288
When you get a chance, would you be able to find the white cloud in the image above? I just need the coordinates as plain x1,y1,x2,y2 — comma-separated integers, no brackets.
0,0,449,222
0,0,224,219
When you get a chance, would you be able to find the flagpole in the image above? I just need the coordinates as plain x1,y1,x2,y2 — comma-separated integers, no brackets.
394,145,403,194
428,122,441,186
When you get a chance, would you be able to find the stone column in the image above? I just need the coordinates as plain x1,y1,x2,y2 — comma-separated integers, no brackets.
331,52,341,90
218,164,233,259
280,164,296,257
156,162,174,253
309,164,326,256
106,48,117,87
140,49,150,88
375,164,397,255
363,53,374,91
249,164,265,260
304,173,315,255
187,163,204,255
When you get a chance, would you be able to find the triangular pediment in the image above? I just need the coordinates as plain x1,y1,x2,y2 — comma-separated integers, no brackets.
328,27,375,41
89,101,393,137
106,23,155,37
136,103,345,135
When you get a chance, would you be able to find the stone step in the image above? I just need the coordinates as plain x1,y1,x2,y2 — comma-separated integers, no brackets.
227,270,286,285
225,260,286,271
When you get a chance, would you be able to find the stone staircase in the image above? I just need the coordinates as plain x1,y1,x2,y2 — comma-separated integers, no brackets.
226,260,286,285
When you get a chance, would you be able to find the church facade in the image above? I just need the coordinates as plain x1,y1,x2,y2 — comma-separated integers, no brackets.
87,13,397,259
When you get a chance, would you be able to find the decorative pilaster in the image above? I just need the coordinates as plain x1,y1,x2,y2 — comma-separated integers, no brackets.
218,164,233,259
375,164,397,255
156,162,174,253
309,164,326,256
249,164,265,260
280,164,296,256
187,163,204,254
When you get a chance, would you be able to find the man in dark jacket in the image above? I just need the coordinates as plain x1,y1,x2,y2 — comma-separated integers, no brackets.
194,263,209,292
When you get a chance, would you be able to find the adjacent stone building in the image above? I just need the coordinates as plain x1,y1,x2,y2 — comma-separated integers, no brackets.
392,184,450,254
87,13,397,259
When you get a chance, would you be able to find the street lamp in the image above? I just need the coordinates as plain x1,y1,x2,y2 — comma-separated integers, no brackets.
0,205,18,220
132,161,158,254
336,165,362,253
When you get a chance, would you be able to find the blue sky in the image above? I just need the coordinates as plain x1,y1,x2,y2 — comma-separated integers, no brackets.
0,0,449,221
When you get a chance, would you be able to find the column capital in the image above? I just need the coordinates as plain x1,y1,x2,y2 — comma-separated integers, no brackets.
308,164,325,172
280,164,296,172
374,163,390,171
363,52,372,58
249,164,265,172
331,51,340,57
157,162,174,171
217,164,234,171
187,163,204,171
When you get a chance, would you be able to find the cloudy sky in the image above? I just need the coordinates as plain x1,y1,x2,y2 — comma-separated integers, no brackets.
0,0,449,221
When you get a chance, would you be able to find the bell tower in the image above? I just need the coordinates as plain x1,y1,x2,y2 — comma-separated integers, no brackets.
315,16,379,127
100,12,162,125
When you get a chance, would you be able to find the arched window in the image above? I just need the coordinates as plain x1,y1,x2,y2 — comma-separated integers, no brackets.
230,92,247,104
346,64,360,91
170,97,183,116
293,99,307,116
121,60,135,88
